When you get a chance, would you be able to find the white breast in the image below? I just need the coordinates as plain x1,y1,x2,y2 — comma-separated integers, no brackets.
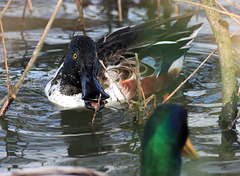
45,63,85,108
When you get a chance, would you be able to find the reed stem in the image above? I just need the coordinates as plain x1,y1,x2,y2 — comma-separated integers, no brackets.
200,0,237,123
0,0,63,117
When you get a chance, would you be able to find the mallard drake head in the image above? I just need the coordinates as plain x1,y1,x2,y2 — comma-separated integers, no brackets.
141,104,199,176
60,35,109,110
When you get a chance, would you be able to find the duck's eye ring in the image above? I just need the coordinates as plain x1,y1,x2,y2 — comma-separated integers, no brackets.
73,53,77,59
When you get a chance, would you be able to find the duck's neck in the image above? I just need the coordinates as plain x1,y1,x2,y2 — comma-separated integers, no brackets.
60,62,82,96
141,118,182,176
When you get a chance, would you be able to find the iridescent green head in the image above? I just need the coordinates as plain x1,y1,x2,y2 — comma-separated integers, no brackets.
141,104,190,176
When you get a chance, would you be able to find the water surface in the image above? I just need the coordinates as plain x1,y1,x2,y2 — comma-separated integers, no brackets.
1,0,240,175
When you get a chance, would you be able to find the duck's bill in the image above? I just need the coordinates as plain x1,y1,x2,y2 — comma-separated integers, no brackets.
181,137,200,160
81,64,109,111
84,100,105,111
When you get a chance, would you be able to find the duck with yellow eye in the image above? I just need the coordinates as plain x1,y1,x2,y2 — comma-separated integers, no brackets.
73,53,77,59
45,36,109,109
45,13,202,110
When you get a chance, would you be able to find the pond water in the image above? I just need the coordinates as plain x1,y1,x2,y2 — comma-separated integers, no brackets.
1,0,240,175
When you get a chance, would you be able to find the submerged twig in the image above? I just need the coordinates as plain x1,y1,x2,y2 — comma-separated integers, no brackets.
222,110,240,132
21,0,28,26
75,0,86,35
91,94,102,125
113,91,135,119
21,0,34,25
0,0,63,116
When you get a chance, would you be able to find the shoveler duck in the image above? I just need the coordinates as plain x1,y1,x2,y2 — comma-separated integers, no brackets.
45,13,202,110
6,104,199,176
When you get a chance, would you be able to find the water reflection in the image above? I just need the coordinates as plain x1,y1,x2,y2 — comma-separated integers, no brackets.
59,108,143,175
220,130,238,156
1,0,240,175
61,110,109,157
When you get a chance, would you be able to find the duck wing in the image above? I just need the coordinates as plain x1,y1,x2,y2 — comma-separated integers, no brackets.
95,12,202,77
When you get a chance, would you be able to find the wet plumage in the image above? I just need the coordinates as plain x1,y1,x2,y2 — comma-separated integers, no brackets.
45,13,202,110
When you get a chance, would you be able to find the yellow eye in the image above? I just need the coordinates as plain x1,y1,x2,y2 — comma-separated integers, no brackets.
96,53,98,58
73,53,77,59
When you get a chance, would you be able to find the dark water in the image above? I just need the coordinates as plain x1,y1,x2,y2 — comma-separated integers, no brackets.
1,0,240,175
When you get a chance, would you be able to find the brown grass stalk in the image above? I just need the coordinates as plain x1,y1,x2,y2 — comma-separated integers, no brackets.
196,0,199,11
119,55,150,118
237,86,240,97
224,0,240,9
27,0,33,12
175,2,178,16
0,0,13,21
163,2,240,104
215,0,240,25
113,91,135,119
0,20,10,92
157,0,161,18
174,0,240,19
0,0,63,116
91,94,101,125
222,110,240,132
21,0,34,25
118,0,122,22
188,0,192,8
99,57,145,120
231,27,240,37
99,59,137,119
61,19,81,61
21,0,28,26
162,49,217,104
75,0,86,35
233,48,240,60
99,60,130,106
72,19,81,38
0,98,14,117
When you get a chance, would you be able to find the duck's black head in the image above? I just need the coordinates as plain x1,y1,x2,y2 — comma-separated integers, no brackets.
61,35,109,110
